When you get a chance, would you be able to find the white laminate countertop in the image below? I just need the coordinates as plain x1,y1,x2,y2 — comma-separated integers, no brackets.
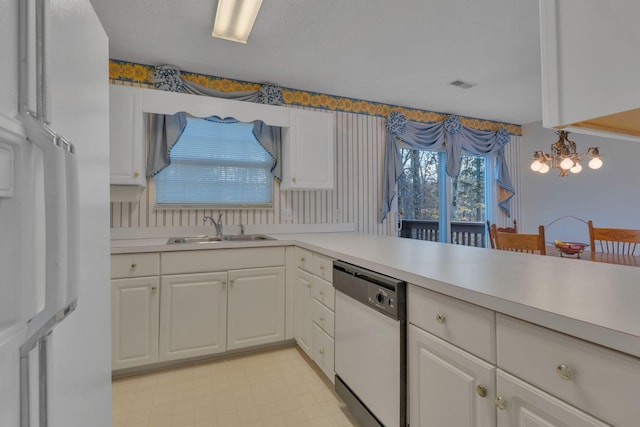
111,232,640,358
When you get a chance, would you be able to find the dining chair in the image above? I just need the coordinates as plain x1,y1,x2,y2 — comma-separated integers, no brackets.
588,220,640,255
492,224,546,255
486,219,518,249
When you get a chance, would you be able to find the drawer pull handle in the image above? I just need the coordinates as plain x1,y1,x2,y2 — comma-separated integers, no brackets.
495,396,507,410
476,385,487,398
556,364,574,381
131,263,137,269
436,313,446,324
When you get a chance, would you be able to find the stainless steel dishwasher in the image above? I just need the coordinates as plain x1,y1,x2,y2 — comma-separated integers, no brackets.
333,260,407,427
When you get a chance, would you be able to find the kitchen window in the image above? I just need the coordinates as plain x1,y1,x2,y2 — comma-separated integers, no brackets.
153,117,274,208
397,148,491,247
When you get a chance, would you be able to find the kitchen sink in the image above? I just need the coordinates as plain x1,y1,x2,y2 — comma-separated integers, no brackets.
222,234,274,241
167,236,223,244
166,234,274,244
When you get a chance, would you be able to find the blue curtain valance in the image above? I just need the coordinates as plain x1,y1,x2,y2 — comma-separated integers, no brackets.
381,112,515,222
146,65,283,179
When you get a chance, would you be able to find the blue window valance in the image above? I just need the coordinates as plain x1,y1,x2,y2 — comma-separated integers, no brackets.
146,65,283,180
382,112,515,222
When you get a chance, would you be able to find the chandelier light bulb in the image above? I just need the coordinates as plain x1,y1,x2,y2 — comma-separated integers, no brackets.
530,160,542,172
589,157,603,169
560,157,574,170
570,162,582,173
539,163,550,174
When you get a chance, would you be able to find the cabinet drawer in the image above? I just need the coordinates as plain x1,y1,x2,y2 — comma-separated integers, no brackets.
408,285,495,363
312,275,334,310
497,314,640,427
312,253,334,282
312,298,334,338
111,253,159,278
295,247,313,273
312,323,335,383
162,247,285,274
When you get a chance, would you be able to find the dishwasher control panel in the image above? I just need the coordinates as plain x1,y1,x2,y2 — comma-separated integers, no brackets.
367,286,396,316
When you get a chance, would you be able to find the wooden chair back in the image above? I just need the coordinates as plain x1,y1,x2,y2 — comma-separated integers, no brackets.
588,220,640,255
486,219,518,249
493,224,546,255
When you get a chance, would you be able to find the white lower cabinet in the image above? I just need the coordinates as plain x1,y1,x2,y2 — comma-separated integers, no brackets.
495,370,609,427
159,272,227,361
293,247,335,381
111,248,287,371
111,276,160,370
294,268,313,356
409,324,496,427
227,267,285,350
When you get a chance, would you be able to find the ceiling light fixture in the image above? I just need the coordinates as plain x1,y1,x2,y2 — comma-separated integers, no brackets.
212,0,263,44
530,130,603,176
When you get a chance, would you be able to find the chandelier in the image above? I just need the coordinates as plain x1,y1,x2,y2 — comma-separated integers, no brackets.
530,131,603,176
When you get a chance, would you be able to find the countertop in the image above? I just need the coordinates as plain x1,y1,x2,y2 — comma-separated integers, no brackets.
111,232,640,358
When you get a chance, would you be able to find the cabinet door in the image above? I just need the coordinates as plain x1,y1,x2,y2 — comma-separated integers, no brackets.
109,85,145,187
496,370,610,427
294,268,314,357
281,108,334,190
159,272,227,361
409,325,495,427
111,277,160,370
227,266,285,351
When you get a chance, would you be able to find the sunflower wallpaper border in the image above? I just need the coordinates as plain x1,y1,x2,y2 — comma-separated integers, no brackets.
109,60,522,136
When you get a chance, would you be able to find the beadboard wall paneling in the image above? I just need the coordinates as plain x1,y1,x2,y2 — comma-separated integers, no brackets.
109,81,395,235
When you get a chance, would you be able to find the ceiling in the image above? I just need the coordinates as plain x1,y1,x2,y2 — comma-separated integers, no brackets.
90,0,542,125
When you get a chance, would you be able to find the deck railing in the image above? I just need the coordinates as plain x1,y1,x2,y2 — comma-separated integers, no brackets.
399,219,487,248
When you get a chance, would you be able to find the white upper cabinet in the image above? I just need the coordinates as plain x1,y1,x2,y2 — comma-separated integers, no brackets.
109,85,146,188
281,108,335,190
540,0,640,142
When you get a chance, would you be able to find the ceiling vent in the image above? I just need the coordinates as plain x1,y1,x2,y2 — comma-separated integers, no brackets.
450,80,476,89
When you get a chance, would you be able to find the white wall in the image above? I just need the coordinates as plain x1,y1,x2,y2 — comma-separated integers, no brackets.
519,122,640,244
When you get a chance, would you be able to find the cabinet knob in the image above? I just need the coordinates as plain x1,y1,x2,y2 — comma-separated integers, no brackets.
320,265,325,270
130,263,137,269
319,348,324,354
229,279,235,286
133,171,139,177
319,315,324,321
307,283,311,288
494,396,508,410
292,177,297,183
436,313,446,324
556,364,575,381
301,257,305,263
476,385,487,398
319,290,324,296
151,286,157,291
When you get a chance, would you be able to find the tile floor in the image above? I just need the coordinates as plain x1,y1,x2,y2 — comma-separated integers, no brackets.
111,346,361,427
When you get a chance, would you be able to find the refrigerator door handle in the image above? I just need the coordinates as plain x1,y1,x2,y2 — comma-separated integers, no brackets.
21,112,79,335
20,330,52,427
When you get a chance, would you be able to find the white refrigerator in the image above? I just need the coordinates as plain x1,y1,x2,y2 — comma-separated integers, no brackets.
0,0,111,426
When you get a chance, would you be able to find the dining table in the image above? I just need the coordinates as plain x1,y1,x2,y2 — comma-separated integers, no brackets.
546,245,640,267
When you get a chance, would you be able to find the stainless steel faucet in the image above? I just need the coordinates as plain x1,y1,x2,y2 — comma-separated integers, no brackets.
203,213,224,237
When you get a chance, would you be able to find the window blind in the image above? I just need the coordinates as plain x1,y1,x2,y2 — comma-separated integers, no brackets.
154,117,274,207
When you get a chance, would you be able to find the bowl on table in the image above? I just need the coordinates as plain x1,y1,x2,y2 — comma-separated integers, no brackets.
554,241,588,257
